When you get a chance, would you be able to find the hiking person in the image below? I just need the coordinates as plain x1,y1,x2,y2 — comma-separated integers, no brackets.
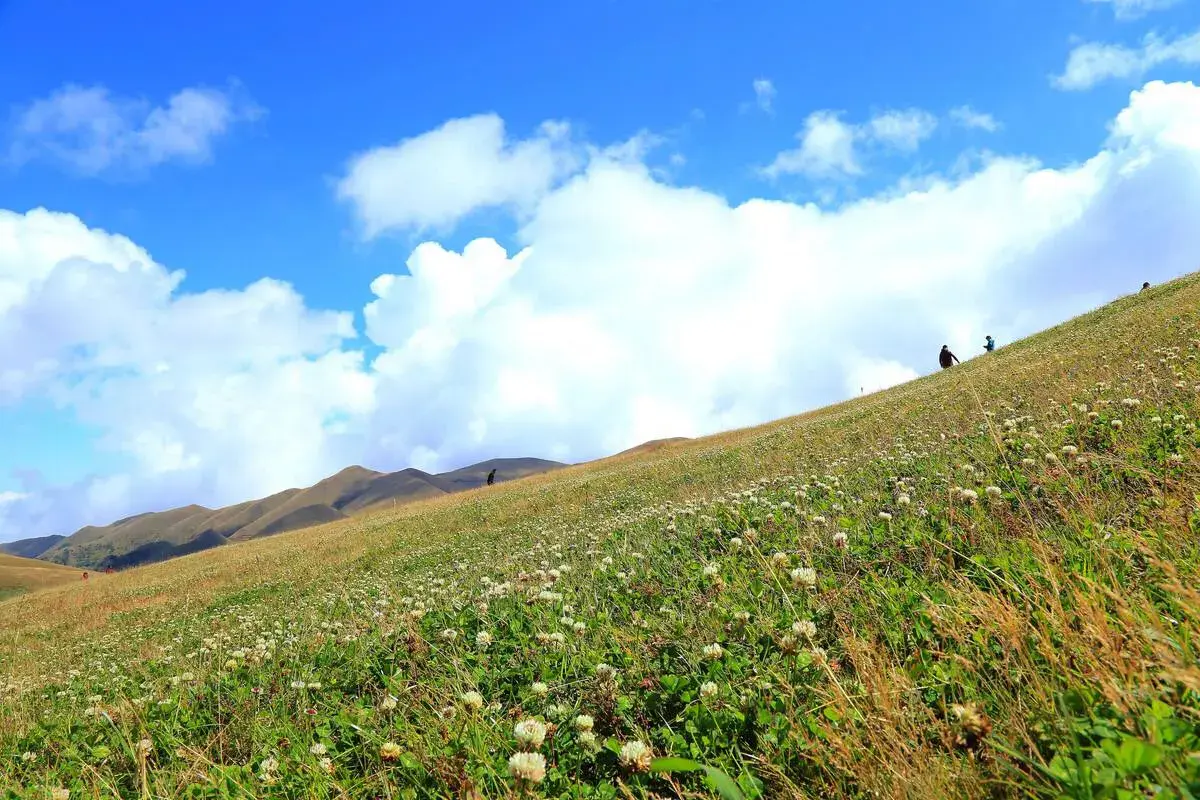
486,468,496,486
939,345,960,369
81,572,88,581
1142,281,1150,292
984,335,995,353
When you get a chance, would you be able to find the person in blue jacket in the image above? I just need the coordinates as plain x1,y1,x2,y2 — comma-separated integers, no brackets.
984,335,995,353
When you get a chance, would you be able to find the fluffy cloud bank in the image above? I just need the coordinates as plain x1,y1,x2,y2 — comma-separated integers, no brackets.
4,80,1200,540
1055,27,1200,90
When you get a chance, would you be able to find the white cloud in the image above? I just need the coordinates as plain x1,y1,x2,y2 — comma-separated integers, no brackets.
753,79,776,114
1055,28,1200,90
762,111,862,179
1085,0,1181,21
336,114,581,238
8,82,260,176
868,109,939,151
949,106,1001,132
4,80,1200,543
762,107,937,179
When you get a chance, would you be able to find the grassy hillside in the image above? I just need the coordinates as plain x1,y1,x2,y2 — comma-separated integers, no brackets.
0,553,82,601
1,276,1199,799
28,458,565,570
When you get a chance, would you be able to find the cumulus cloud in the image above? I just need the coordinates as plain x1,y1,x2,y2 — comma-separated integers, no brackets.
762,111,862,179
8,82,261,176
763,107,938,179
336,114,581,238
949,106,1001,132
1085,0,1181,21
4,80,1200,542
1055,28,1200,90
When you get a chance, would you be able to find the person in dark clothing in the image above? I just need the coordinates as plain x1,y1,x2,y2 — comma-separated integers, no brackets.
486,468,496,486
939,345,960,369
1142,281,1150,292
984,335,995,353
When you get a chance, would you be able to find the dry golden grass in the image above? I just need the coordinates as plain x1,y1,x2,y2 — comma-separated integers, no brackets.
0,553,83,600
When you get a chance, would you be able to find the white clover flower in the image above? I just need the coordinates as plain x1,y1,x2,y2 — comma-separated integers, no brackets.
699,681,718,699
380,694,398,710
1111,419,1124,430
985,486,1003,498
878,511,892,521
703,643,725,660
290,680,306,689
514,719,548,749
461,690,484,710
897,494,911,506
439,629,458,642
702,563,720,578
475,630,492,648
618,740,653,772
309,743,327,756
574,714,594,732
508,751,547,783
531,682,549,697
790,567,817,589
832,531,848,550
596,663,618,682
959,489,979,503
792,619,817,639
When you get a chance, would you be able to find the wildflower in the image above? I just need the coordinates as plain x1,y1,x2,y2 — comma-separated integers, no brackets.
700,681,718,699
439,629,458,642
380,742,402,761
137,738,153,757
811,515,827,525
791,566,817,588
1168,453,1185,464
461,691,484,710
733,610,751,626
1061,445,1078,456
703,643,725,660
290,680,306,689
1111,419,1123,430
729,536,743,548
596,663,618,682
20,751,35,762
309,743,327,756
959,488,978,503
514,719,548,749
318,757,334,774
475,630,492,648
1045,453,1059,463
770,551,789,568
897,493,911,506
832,531,848,550
508,751,547,783
531,682,549,697
793,619,817,639
878,511,892,521
380,695,398,710
577,730,599,750
702,563,720,578
619,740,653,772
985,485,1002,498
51,791,70,800
574,714,594,732
572,621,587,634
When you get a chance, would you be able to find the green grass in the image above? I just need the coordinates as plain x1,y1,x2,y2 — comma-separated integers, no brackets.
2,276,1200,799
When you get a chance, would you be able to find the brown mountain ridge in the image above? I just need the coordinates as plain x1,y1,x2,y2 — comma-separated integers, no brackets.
7,457,564,570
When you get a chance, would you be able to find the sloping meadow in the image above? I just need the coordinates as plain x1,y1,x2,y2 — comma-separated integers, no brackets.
2,277,1199,798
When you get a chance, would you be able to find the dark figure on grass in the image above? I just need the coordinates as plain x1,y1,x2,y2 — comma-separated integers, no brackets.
984,335,995,353
939,345,960,369
486,468,496,486
1142,281,1151,292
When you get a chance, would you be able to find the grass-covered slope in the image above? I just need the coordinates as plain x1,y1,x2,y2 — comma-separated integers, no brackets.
2,276,1199,799
0,553,81,602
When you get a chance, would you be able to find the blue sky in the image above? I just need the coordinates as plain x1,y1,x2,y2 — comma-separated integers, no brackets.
2,0,1200,539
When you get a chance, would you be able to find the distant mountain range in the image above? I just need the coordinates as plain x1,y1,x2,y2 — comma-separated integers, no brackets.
0,457,566,570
